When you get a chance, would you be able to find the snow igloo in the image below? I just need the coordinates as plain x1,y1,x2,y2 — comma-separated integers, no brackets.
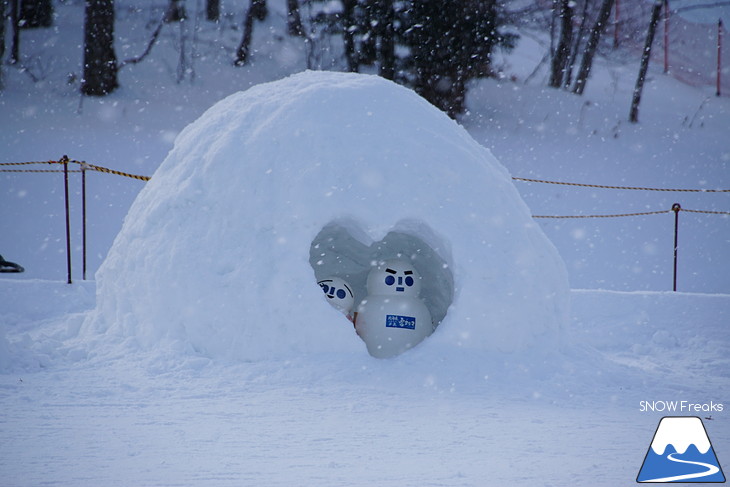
83,70,569,361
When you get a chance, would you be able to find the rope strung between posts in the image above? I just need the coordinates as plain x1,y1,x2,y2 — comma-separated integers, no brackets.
0,157,150,181
532,209,672,219
512,176,730,193
5,158,726,288
679,208,730,215
0,169,82,173
66,159,151,181
0,160,59,166
2,159,730,218
3,159,729,192
533,207,730,218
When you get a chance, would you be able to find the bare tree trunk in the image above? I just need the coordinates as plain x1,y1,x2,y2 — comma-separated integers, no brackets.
234,0,257,66
81,0,118,96
165,0,186,23
9,0,19,64
286,0,303,36
549,0,572,88
359,0,376,65
0,1,5,54
206,0,219,22
341,0,357,72
19,0,53,28
251,0,266,21
564,0,591,89
549,0,558,56
629,0,662,123
377,0,395,80
572,0,615,95
0,0,5,86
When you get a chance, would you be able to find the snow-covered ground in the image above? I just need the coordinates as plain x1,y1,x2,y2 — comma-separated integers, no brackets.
1,1,729,485
1,280,728,486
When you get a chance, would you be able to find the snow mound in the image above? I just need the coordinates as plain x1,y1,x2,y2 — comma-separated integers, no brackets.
81,71,569,362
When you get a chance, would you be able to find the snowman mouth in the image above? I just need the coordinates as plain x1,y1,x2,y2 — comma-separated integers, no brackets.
396,287,405,292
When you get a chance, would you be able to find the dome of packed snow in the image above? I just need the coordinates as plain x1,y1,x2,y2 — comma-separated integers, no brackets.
82,70,569,361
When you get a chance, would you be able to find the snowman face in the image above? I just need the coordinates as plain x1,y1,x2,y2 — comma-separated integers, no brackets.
318,277,355,314
366,259,422,297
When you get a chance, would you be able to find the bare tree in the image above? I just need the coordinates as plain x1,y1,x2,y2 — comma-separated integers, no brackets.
0,0,5,86
9,0,19,64
375,0,395,80
251,0,267,21
572,0,615,95
19,0,53,28
81,0,118,96
286,0,303,36
549,0,573,88
118,16,164,69
206,0,220,22
629,0,663,123
165,0,186,23
235,0,257,66
341,0,357,72
564,0,592,88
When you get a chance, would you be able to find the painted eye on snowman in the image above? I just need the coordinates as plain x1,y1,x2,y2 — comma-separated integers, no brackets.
385,275,396,286
320,283,330,293
405,276,414,287
336,289,347,299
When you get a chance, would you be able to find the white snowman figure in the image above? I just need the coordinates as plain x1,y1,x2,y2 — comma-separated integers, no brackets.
355,259,433,358
318,277,355,322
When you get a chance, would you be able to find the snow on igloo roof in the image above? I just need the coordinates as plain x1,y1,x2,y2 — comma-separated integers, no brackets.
85,70,569,361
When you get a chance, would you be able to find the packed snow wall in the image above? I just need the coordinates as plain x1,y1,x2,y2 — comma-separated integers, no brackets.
81,70,569,361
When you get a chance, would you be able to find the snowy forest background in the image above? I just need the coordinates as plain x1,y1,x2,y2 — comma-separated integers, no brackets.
4,0,728,115
1,0,729,293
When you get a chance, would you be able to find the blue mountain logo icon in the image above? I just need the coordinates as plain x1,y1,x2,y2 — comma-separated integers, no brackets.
637,416,726,483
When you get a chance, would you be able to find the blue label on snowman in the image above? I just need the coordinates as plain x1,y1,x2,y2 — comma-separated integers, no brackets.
385,314,416,330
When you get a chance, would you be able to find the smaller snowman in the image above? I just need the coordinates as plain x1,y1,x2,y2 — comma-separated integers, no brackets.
318,277,355,322
355,259,433,358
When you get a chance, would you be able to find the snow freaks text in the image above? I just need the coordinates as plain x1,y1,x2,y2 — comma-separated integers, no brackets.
639,401,724,413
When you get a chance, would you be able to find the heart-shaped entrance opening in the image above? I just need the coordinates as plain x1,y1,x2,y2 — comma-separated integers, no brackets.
310,220,454,356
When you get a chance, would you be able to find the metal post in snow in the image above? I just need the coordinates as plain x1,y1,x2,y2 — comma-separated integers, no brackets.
718,19,724,97
663,0,669,74
672,203,681,292
82,162,87,280
62,155,73,284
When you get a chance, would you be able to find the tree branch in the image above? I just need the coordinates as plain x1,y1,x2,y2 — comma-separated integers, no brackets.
119,17,165,70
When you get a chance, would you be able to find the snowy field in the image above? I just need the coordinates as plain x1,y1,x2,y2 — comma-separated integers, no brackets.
1,281,728,486
1,1,729,486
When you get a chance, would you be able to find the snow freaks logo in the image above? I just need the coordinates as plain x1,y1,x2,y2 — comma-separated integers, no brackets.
637,416,726,483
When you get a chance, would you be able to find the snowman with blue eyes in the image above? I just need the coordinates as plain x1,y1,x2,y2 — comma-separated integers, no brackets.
318,277,355,322
355,259,433,358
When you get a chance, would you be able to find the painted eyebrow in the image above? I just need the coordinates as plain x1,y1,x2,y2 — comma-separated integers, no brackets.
385,268,397,274
404,271,413,275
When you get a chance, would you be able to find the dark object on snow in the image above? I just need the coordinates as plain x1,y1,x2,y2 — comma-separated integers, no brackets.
0,255,24,273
